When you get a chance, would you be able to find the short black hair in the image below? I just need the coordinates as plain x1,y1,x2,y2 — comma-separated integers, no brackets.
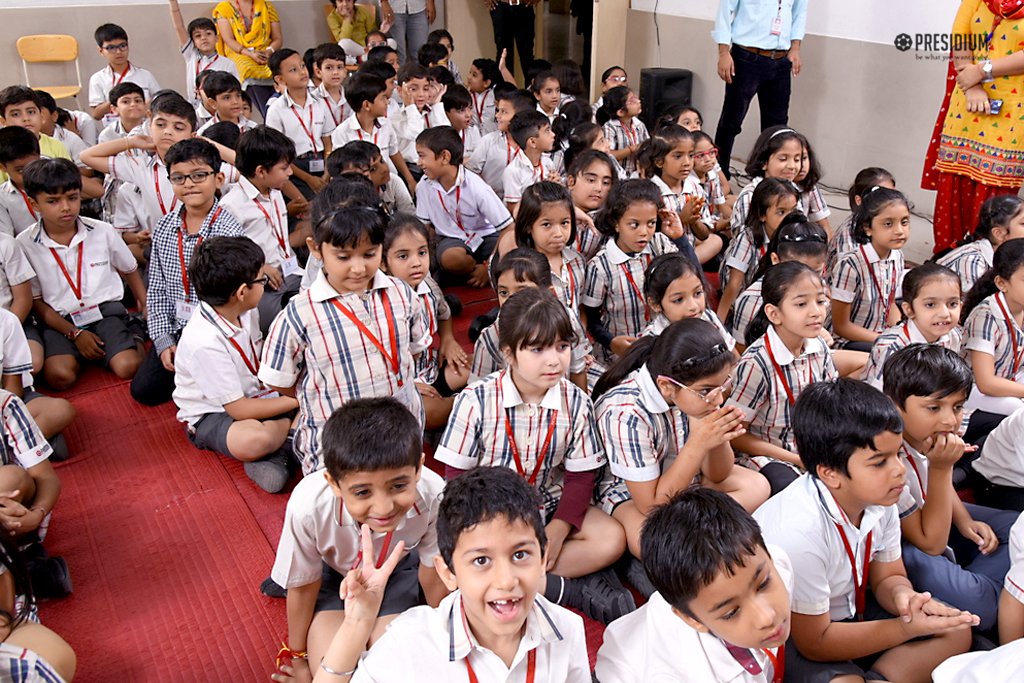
366,45,398,64
303,48,316,78
314,42,347,68
471,58,501,87
882,344,973,409
33,90,57,114
396,62,429,85
426,28,455,49
310,175,381,226
108,82,145,107
165,138,221,173
322,398,422,480
23,158,81,198
345,73,387,112
509,110,549,150
94,23,128,47
442,84,472,113
437,467,547,571
236,125,296,178
416,126,463,166
427,65,455,88
190,236,265,306
642,488,767,618
327,140,380,177
490,247,552,291
202,121,242,151
269,48,301,78
202,71,243,100
0,86,40,116
313,203,388,249
187,17,218,39
793,379,903,478
151,93,198,132
418,42,449,68
358,60,397,83
0,126,41,164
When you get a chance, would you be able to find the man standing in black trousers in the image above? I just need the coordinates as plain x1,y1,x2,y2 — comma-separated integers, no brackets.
712,0,808,178
484,0,536,77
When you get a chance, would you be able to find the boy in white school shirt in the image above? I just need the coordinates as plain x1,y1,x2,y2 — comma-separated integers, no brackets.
998,511,1024,643
87,23,160,125
278,466,590,683
442,84,481,162
220,126,303,334
466,88,536,200
174,236,298,493
0,127,42,238
269,398,448,683
265,49,336,200
391,63,449,170
597,488,792,683
753,379,976,683
503,110,559,215
17,159,146,391
311,43,350,133
194,72,258,136
167,0,240,108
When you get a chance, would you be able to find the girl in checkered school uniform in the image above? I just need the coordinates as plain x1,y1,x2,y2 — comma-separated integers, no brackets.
566,149,617,261
564,122,627,183
863,263,963,388
592,317,770,566
939,195,1024,294
728,261,838,495
436,287,634,624
665,105,736,217
691,131,732,233
382,214,470,431
717,177,800,320
639,253,734,352
794,135,832,236
826,167,896,276
514,182,586,316
597,86,649,176
581,179,679,363
961,238,1024,419
635,125,723,265
726,126,804,236
830,187,911,351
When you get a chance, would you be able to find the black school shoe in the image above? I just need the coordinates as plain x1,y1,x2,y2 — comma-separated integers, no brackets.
444,293,463,318
48,433,70,463
561,568,636,624
624,556,657,600
469,306,500,343
260,576,287,598
243,449,292,494
23,542,72,599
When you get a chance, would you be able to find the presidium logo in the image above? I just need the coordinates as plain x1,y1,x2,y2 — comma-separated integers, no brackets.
894,33,914,52
894,32,989,58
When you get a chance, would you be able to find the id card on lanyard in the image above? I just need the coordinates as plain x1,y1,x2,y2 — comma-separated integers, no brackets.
51,238,102,325
771,0,783,36
438,186,483,252
252,197,300,276
291,103,324,172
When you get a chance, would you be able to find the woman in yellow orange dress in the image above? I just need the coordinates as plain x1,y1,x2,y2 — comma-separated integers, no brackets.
213,0,283,82
923,0,1024,251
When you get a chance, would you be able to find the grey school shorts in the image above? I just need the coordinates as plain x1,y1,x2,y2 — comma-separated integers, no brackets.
315,551,421,615
436,233,499,264
186,411,235,457
41,301,137,365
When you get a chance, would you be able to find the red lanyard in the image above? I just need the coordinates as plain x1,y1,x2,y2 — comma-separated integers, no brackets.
178,207,221,298
252,197,288,258
533,161,545,182
422,105,432,129
330,293,403,386
50,241,84,304
356,124,379,146
215,310,260,377
350,528,395,570
621,263,650,322
112,63,130,87
501,396,558,487
505,135,518,164
472,90,490,122
860,246,896,318
621,121,638,147
834,521,872,621
437,186,468,237
420,293,436,334
323,91,343,127
764,334,811,406
465,649,535,683
16,186,37,220
195,55,215,78
562,259,577,308
995,292,1023,376
762,645,785,683
290,103,319,155
154,164,177,216
901,445,927,502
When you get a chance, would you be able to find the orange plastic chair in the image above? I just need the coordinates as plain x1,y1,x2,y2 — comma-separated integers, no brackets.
16,34,83,102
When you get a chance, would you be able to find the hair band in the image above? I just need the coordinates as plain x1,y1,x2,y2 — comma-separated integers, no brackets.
768,128,797,140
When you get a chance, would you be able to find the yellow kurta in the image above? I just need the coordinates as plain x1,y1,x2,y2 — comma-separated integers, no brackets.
213,0,279,82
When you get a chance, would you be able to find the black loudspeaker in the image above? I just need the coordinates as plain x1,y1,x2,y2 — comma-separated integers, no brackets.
638,67,693,131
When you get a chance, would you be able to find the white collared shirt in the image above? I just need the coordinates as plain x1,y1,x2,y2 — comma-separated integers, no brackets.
1003,512,1024,605
351,590,590,683
312,83,350,130
17,216,137,316
466,130,517,197
88,63,160,124
173,303,264,426
196,115,258,136
219,176,295,269
932,639,1024,683
640,309,736,351
502,151,556,204
391,103,450,164
271,466,443,588
52,126,87,168
180,42,239,103
264,90,337,157
974,408,1024,488
331,113,400,164
0,181,39,238
415,166,512,241
753,474,902,620
596,546,793,683
470,88,497,136
0,232,34,310
0,308,33,391
863,318,962,389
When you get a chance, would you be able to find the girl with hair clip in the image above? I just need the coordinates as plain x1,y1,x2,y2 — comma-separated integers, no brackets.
639,253,735,350
830,186,911,351
564,122,627,181
863,263,963,389
593,318,770,565
827,167,897,275
635,124,723,265
382,214,470,431
961,238,1024,421
939,195,1024,293
436,287,634,621
596,86,649,176
716,178,800,320
794,133,832,237
581,179,680,362
729,126,805,235
728,261,838,496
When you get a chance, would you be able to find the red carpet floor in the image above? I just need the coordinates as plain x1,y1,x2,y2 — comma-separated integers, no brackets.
35,283,610,681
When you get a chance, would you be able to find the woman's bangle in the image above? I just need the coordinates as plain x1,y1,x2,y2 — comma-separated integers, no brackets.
320,661,356,677
267,46,275,54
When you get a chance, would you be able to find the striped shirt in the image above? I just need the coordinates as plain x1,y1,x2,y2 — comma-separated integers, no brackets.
602,118,649,175
800,184,831,223
470,311,591,384
574,216,606,262
697,169,727,208
963,292,1024,381
147,201,244,354
937,239,994,294
826,214,857,277
581,233,678,343
594,365,691,511
728,326,837,462
413,276,451,385
721,224,769,291
640,309,736,351
896,441,929,518
436,371,605,515
830,243,905,339
729,177,761,235
0,390,52,468
552,248,586,313
651,174,714,245
732,279,764,346
0,641,66,683
863,318,963,389
258,269,430,474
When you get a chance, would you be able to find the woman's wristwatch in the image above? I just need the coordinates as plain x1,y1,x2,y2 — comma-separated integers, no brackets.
981,59,994,82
